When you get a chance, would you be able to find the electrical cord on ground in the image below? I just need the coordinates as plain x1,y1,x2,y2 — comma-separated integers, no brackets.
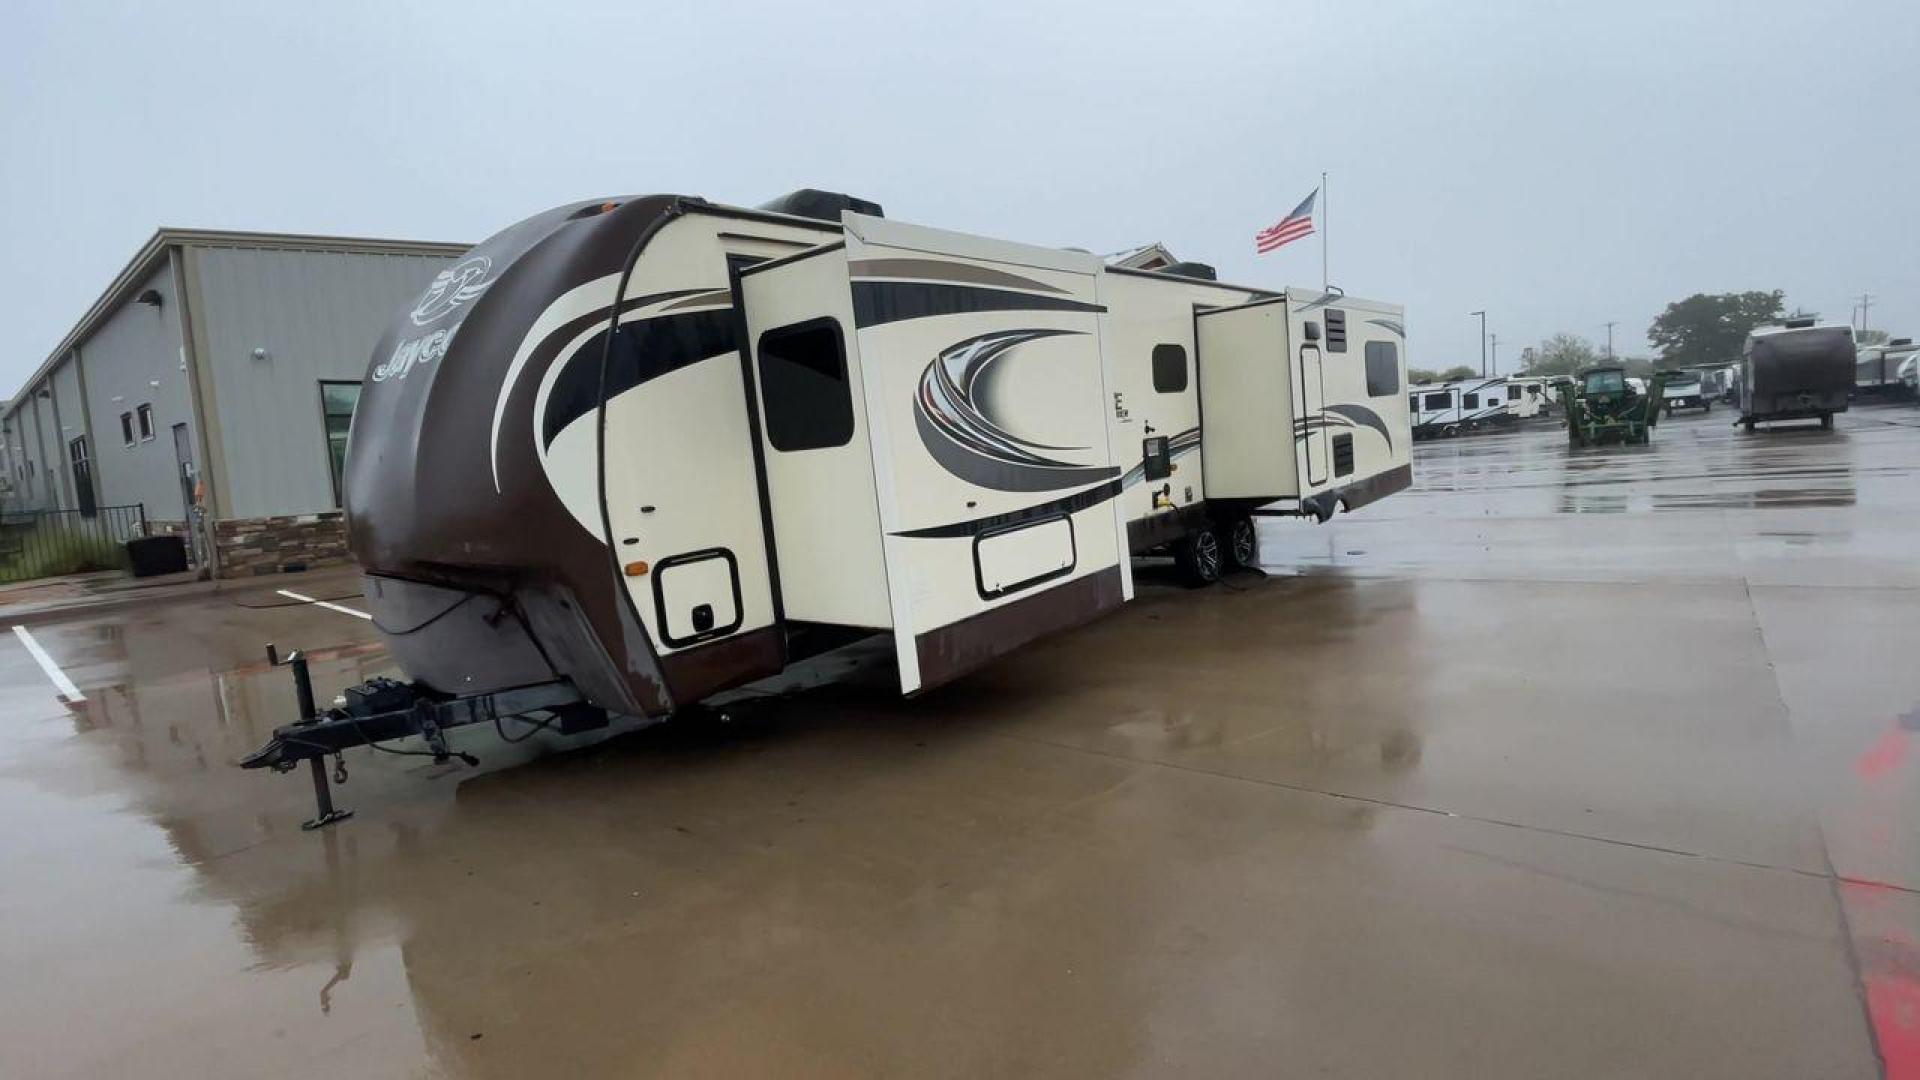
494,711,559,744
231,589,487,637
231,593,368,611
371,592,480,637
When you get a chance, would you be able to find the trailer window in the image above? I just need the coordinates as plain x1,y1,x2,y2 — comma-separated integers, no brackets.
759,318,854,452
1151,344,1188,393
1365,342,1399,396
1423,392,1450,410
1463,393,1480,408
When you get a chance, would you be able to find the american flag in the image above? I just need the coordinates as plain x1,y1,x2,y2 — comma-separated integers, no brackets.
1255,189,1317,254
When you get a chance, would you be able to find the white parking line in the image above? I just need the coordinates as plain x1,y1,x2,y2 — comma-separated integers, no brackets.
12,625,85,703
276,589,372,621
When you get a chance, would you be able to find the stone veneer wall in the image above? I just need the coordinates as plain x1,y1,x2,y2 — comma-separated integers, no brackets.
213,512,350,577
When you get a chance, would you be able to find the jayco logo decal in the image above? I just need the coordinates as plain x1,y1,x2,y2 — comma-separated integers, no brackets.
409,255,493,326
373,327,455,382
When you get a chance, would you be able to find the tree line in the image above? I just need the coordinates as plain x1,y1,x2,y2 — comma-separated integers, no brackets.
1409,289,1870,385
1506,290,1792,379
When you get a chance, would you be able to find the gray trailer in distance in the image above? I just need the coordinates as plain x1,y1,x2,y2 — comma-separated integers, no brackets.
1739,320,1853,431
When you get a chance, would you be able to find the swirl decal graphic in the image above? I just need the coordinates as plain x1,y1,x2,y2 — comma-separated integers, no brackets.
410,254,495,326
913,329,1121,493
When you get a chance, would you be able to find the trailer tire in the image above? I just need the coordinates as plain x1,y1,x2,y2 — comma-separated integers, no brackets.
1175,526,1224,587
1224,516,1259,569
1742,419,1755,432
1442,424,1459,438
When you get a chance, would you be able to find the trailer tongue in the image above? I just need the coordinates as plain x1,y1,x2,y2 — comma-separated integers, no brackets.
242,189,1415,826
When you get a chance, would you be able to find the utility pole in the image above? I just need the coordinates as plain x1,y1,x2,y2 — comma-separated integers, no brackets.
1856,292,1874,335
1603,321,1617,361
1471,311,1487,377
1490,333,1499,377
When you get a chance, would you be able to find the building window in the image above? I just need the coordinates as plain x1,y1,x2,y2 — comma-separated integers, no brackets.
1152,344,1188,393
120,411,135,447
1365,342,1399,397
137,404,155,441
757,318,854,452
320,382,362,505
68,435,96,517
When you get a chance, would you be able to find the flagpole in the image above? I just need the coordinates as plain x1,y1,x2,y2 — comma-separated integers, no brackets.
1320,171,1329,291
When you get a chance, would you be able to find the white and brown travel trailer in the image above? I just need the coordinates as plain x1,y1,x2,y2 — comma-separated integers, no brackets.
242,190,1413,822
1741,320,1854,430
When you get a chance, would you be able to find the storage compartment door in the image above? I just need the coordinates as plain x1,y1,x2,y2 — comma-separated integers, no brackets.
652,549,742,648
843,214,1128,695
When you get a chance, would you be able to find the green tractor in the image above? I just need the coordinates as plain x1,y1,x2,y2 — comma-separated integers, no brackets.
1565,366,1665,448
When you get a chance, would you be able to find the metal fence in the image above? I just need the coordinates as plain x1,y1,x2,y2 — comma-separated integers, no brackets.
0,504,149,584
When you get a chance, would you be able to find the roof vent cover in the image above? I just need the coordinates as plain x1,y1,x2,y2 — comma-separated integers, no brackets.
756,188,884,223
1157,261,1218,281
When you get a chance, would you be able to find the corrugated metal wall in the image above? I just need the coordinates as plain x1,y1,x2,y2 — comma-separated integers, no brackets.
189,246,454,520
49,357,88,507
77,264,195,520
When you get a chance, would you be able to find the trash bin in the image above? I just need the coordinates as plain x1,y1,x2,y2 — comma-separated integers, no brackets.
126,535,189,578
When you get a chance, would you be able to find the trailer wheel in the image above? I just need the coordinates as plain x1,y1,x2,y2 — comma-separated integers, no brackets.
1225,516,1258,568
1741,419,1755,432
1175,526,1224,587
1442,424,1459,438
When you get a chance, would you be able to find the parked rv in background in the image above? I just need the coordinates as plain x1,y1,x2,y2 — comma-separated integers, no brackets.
1900,353,1918,400
1740,320,1854,431
1407,376,1517,438
1695,364,1737,403
1503,376,1551,418
1660,370,1712,414
1857,338,1917,396
244,188,1416,799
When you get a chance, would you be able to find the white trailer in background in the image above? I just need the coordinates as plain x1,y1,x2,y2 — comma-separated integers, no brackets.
1660,370,1712,414
1407,377,1516,438
1857,338,1918,396
1503,376,1549,418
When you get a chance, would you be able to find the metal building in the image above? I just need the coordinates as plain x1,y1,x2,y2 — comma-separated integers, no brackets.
1,229,464,576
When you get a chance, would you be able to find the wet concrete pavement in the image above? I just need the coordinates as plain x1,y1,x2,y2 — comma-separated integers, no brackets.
3,404,1916,1078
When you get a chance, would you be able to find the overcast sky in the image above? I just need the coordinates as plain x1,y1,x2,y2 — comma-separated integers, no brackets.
3,0,1915,391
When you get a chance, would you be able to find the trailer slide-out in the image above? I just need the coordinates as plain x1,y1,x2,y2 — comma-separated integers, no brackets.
242,189,1414,824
